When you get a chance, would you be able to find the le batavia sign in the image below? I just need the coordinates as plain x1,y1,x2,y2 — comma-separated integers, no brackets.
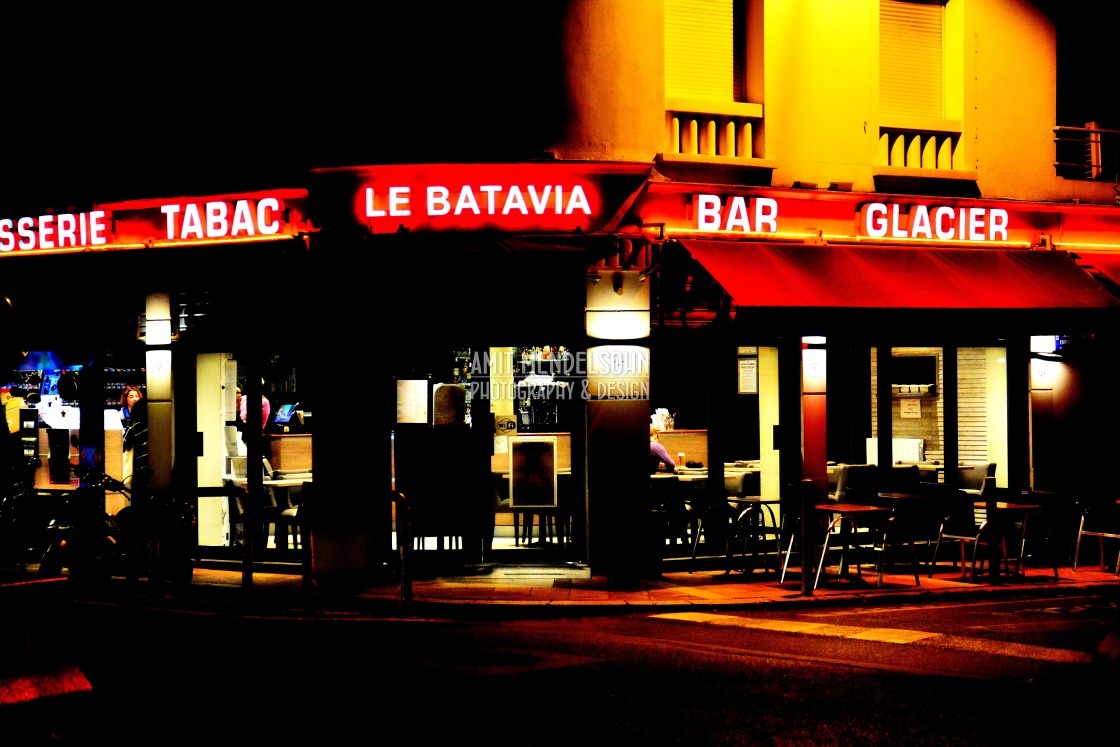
0,189,312,255
339,162,652,234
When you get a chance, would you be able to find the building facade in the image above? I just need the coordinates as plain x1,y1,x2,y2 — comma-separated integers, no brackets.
3,1,1119,585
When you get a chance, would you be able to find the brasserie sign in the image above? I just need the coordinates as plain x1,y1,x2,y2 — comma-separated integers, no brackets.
0,189,312,255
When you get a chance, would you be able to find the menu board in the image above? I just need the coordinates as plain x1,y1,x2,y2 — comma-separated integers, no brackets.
508,435,558,508
396,379,428,424
738,357,758,394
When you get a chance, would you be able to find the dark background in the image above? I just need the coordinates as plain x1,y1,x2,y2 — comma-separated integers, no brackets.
0,5,567,215
0,3,1111,217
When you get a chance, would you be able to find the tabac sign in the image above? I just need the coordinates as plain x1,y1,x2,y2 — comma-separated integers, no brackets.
0,188,313,256
320,162,653,235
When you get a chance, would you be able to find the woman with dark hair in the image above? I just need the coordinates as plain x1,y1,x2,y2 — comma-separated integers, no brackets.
120,385,143,422
122,391,149,499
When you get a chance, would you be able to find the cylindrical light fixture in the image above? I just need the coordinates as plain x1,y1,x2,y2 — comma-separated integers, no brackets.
802,343,827,395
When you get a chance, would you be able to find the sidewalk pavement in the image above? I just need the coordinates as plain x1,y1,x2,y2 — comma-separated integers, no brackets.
172,559,1120,618
5,559,1120,619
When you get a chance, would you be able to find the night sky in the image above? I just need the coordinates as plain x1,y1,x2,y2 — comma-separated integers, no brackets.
0,6,565,215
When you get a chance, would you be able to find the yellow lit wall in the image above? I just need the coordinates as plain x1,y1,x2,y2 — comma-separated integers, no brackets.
758,346,780,502
546,0,1112,205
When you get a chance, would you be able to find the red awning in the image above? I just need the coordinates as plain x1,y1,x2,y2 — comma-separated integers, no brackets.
679,241,1120,310
1072,252,1120,297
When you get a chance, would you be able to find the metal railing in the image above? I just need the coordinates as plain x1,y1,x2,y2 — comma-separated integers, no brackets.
1054,123,1120,182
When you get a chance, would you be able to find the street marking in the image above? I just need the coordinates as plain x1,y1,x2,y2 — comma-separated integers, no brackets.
652,611,1093,664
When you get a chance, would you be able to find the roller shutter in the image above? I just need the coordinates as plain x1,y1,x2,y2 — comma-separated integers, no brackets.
880,0,944,119
665,0,737,102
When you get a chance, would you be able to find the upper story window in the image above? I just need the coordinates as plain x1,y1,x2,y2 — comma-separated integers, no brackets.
664,0,744,103
875,0,965,177
879,0,946,120
662,0,760,160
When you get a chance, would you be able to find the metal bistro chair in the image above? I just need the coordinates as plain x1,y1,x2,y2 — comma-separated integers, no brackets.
1072,497,1120,574
782,464,872,583
928,479,1011,581
686,471,743,565
813,502,894,589
651,475,695,556
723,471,782,576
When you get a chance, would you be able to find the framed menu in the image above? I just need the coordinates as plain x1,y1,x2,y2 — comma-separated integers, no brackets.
738,356,758,394
396,379,428,424
509,435,558,508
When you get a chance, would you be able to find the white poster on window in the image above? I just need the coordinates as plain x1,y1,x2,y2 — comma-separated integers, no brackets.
900,398,921,419
738,357,758,394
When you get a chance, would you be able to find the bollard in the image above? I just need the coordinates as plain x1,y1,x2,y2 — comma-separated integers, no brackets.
986,489,1001,585
392,491,413,605
800,479,814,596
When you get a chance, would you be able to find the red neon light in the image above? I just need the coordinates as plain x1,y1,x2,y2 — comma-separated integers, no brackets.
0,189,312,256
338,163,648,234
0,211,109,252
641,183,1120,249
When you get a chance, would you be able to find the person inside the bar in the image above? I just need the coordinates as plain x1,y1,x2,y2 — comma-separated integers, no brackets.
119,384,143,422
650,425,678,474
236,381,271,439
122,394,150,500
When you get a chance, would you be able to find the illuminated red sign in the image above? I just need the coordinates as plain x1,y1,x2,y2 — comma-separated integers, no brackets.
327,162,652,234
634,184,1120,249
0,189,313,256
0,211,109,252
858,202,1009,241
690,194,1012,243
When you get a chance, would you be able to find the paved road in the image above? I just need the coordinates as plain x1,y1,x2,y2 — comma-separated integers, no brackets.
5,590,1117,744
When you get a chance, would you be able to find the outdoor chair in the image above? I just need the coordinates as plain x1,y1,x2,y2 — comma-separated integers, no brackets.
721,471,782,576
1072,497,1120,574
928,481,1011,581
650,475,694,555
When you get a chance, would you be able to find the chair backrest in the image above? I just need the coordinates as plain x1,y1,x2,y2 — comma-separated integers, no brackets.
969,477,1003,524
724,472,746,497
829,464,848,501
295,481,314,522
741,470,761,497
1083,497,1120,532
879,464,919,495
957,464,988,494
827,464,842,497
650,475,683,510
840,464,878,504
928,486,983,536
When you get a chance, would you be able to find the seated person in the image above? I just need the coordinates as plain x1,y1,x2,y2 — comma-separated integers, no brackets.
650,426,678,474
